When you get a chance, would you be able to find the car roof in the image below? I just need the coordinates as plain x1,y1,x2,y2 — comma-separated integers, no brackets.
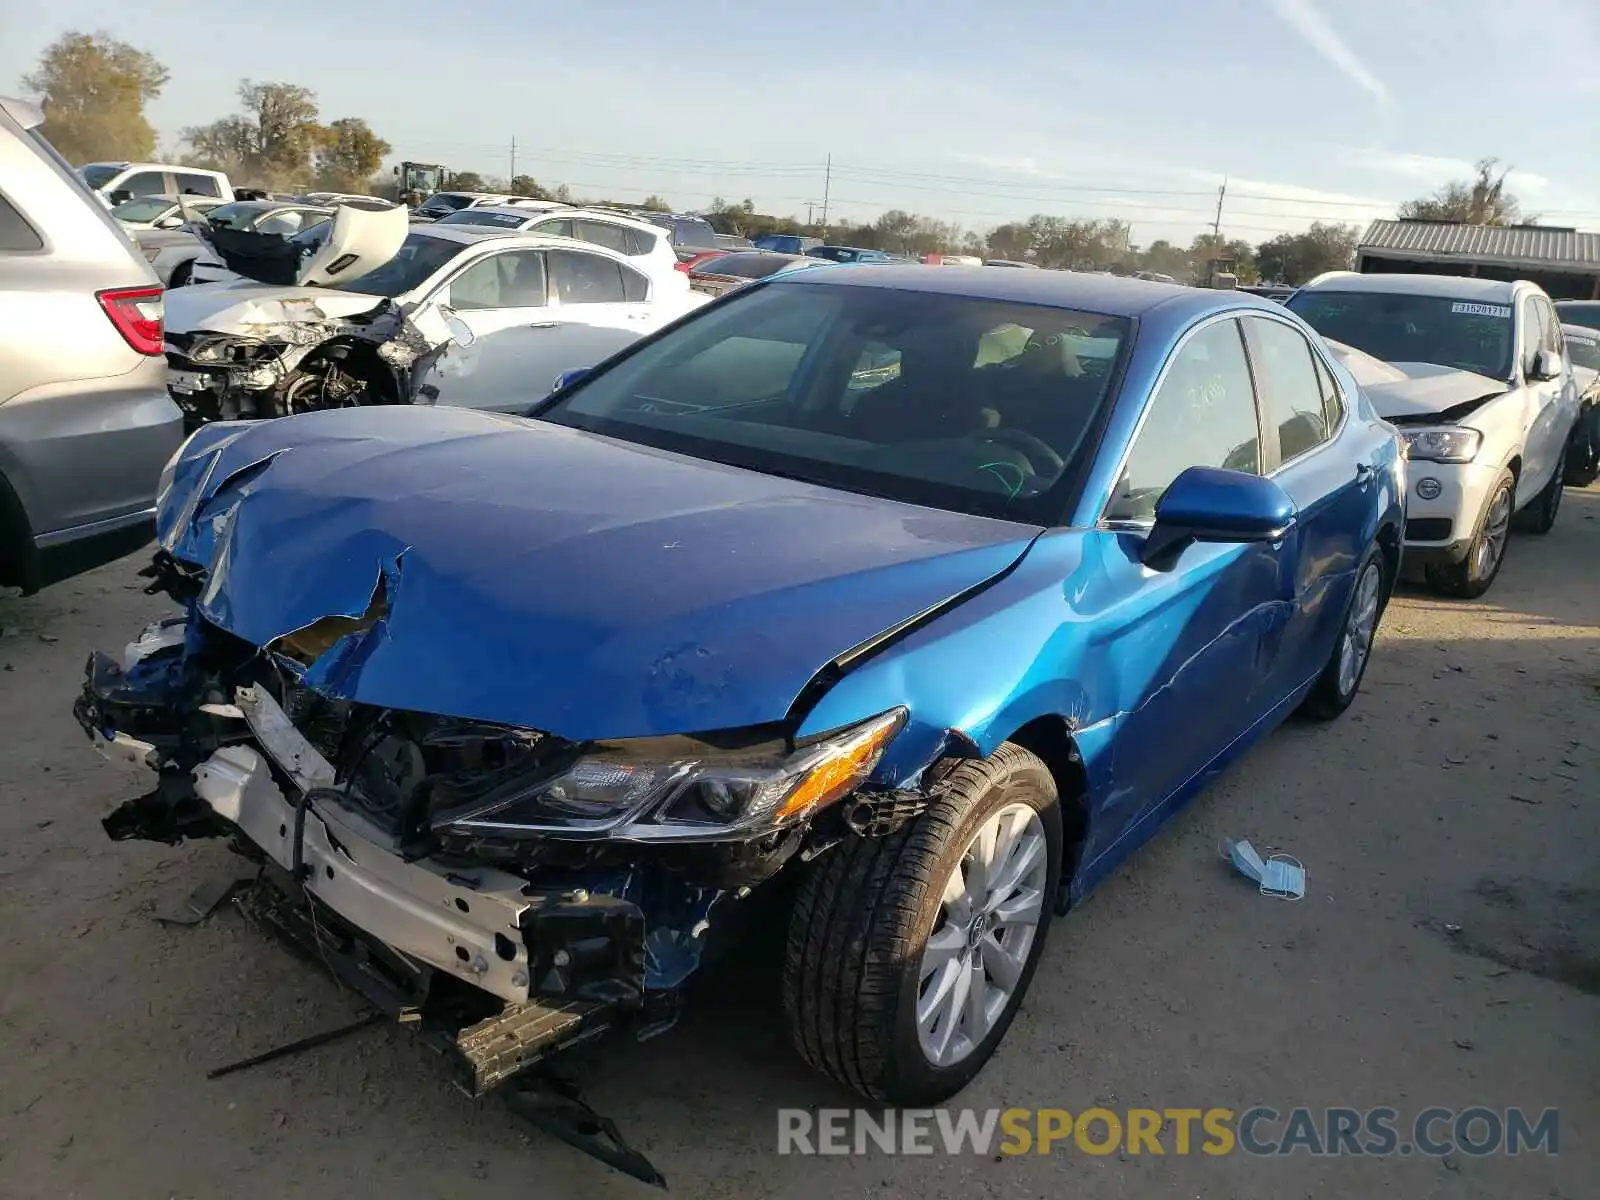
776,263,1275,319
1561,322,1600,337
410,223,527,244
408,226,634,256
1296,272,1522,301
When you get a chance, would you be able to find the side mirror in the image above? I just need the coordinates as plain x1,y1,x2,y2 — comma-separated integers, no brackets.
108,189,132,206
1140,466,1297,569
439,306,476,348
551,368,590,394
1529,348,1564,382
155,215,184,229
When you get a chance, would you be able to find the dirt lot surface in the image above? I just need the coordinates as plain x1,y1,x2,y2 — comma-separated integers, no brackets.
1,487,1596,1200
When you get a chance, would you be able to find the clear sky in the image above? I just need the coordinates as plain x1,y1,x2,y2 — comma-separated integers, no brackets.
3,0,1597,246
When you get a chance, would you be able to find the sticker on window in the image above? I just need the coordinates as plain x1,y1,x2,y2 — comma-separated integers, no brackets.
1450,302,1511,318
1569,334,1597,348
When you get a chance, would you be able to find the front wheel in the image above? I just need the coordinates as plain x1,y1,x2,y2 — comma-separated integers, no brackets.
783,744,1062,1104
1517,443,1567,535
1300,544,1389,720
168,259,194,288
1425,467,1514,599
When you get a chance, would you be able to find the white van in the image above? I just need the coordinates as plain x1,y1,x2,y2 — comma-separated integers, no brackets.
77,162,235,207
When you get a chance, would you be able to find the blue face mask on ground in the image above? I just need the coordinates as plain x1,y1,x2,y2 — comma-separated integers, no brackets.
1223,838,1306,900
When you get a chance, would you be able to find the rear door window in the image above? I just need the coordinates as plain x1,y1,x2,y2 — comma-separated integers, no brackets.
549,250,626,303
532,217,575,239
176,172,221,197
576,219,631,254
120,171,166,197
624,227,657,257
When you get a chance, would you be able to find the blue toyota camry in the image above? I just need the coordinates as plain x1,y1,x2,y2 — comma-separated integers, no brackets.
80,267,1404,1115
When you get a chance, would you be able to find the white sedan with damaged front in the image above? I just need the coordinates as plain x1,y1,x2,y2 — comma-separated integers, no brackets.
1289,274,1580,599
162,204,707,425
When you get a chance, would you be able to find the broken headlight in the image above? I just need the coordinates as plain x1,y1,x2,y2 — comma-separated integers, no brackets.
434,708,906,843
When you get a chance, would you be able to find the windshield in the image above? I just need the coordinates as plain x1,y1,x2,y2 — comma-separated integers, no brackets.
336,232,463,297
420,193,475,212
1565,329,1600,372
204,201,272,228
437,210,529,228
538,281,1131,520
78,163,122,189
111,196,175,222
1287,290,1515,379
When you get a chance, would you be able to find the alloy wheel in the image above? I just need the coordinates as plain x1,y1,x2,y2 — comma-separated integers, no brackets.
1473,485,1512,580
916,802,1049,1068
1337,561,1382,696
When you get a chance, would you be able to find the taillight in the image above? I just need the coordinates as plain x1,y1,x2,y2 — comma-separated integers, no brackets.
97,285,164,356
674,261,690,273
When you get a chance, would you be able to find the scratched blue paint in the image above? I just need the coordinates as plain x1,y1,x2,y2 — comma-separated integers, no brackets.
154,268,1404,903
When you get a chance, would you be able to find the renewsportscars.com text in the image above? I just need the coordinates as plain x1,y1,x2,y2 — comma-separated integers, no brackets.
777,1106,1560,1158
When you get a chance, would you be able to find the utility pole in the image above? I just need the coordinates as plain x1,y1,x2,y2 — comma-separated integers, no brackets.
806,201,814,226
1211,178,1227,241
510,136,517,183
820,154,831,235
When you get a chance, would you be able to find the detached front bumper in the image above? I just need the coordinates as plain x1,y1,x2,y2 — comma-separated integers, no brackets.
78,656,651,1095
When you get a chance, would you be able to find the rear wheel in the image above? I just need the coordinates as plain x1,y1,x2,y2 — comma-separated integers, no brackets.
783,743,1062,1104
1301,544,1388,720
1425,468,1514,599
168,259,194,288
1563,413,1599,487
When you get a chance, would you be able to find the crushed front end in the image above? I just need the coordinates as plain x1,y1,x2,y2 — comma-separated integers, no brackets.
76,565,903,1104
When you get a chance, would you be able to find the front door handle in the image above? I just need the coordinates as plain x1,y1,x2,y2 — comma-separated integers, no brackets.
1355,462,1376,484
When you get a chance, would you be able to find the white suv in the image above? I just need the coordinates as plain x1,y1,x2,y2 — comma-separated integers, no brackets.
436,205,689,296
77,162,233,206
1290,274,1579,598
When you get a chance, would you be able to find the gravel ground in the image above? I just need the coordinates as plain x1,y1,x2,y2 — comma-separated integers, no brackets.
1,486,1596,1200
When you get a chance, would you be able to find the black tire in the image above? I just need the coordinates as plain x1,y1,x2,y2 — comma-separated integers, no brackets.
1300,543,1390,720
1425,467,1515,599
168,259,194,288
1563,411,1598,487
1516,443,1566,535
783,743,1063,1104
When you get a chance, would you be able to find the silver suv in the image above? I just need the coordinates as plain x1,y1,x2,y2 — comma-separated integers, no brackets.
0,96,184,593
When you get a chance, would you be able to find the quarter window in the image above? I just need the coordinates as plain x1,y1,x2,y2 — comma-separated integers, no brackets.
549,250,625,304
0,192,42,251
624,228,657,257
1105,319,1261,522
1244,316,1334,462
620,264,649,302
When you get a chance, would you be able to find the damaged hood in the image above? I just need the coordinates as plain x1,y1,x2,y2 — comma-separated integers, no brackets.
158,407,1041,739
164,283,389,337
1351,360,1508,421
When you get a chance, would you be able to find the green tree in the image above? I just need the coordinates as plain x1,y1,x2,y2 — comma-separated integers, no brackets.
986,222,1034,261
1188,233,1259,284
1397,158,1520,225
1134,238,1190,278
183,80,325,186
509,174,550,199
1255,221,1361,285
22,31,169,163
640,194,671,212
445,170,485,192
314,117,390,193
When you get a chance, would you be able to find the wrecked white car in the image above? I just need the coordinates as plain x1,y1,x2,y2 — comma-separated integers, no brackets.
162,204,709,426
1289,275,1579,599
